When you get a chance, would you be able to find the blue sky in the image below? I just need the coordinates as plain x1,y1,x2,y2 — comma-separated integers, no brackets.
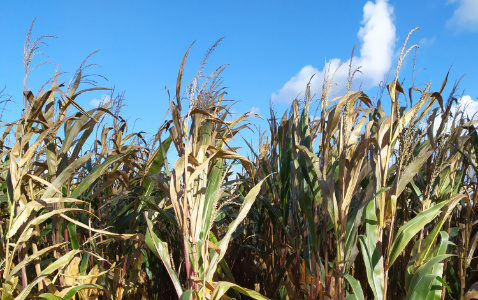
1,0,477,151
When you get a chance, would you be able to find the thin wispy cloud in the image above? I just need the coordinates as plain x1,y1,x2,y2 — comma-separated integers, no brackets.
419,36,436,47
446,0,478,32
89,94,111,108
250,106,260,114
272,0,396,103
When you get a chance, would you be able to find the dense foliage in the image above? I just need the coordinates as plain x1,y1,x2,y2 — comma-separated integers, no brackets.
1,27,478,299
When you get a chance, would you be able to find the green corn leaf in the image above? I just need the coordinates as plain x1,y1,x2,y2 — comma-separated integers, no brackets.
67,222,79,250
140,136,172,197
79,254,89,276
1,275,17,300
71,151,129,199
344,274,365,300
435,276,453,298
211,231,242,299
206,176,269,281
16,250,81,300
38,284,103,300
62,284,103,300
144,212,183,297
388,200,450,268
417,195,463,266
141,195,178,227
210,281,269,300
37,294,63,300
409,179,424,202
200,158,224,241
407,274,444,300
344,198,368,270
424,232,452,300
278,285,288,300
359,198,384,300
406,254,453,300
179,290,198,300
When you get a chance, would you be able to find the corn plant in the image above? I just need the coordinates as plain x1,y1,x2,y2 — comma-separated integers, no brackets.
142,42,270,299
2,23,478,300
226,29,475,300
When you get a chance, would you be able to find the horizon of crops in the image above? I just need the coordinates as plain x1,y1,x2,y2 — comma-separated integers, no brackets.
1,24,478,300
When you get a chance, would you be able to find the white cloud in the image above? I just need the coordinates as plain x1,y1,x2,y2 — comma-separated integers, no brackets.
446,0,478,32
272,0,396,103
271,65,324,103
459,95,478,116
89,94,111,108
250,106,260,114
419,36,436,47
357,0,396,84
432,95,478,134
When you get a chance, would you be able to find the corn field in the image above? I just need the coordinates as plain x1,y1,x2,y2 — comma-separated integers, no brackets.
1,26,478,300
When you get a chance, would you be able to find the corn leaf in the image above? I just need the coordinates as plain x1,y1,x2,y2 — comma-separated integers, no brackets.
210,281,269,300
67,222,79,250
406,254,453,300
16,250,81,300
38,284,103,300
145,212,183,296
344,274,365,300
71,152,128,199
358,198,384,300
388,200,449,268
206,176,269,281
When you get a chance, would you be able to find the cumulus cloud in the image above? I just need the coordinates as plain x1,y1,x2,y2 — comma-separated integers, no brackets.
446,0,478,32
271,0,396,103
432,95,478,134
89,94,111,108
459,95,478,117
